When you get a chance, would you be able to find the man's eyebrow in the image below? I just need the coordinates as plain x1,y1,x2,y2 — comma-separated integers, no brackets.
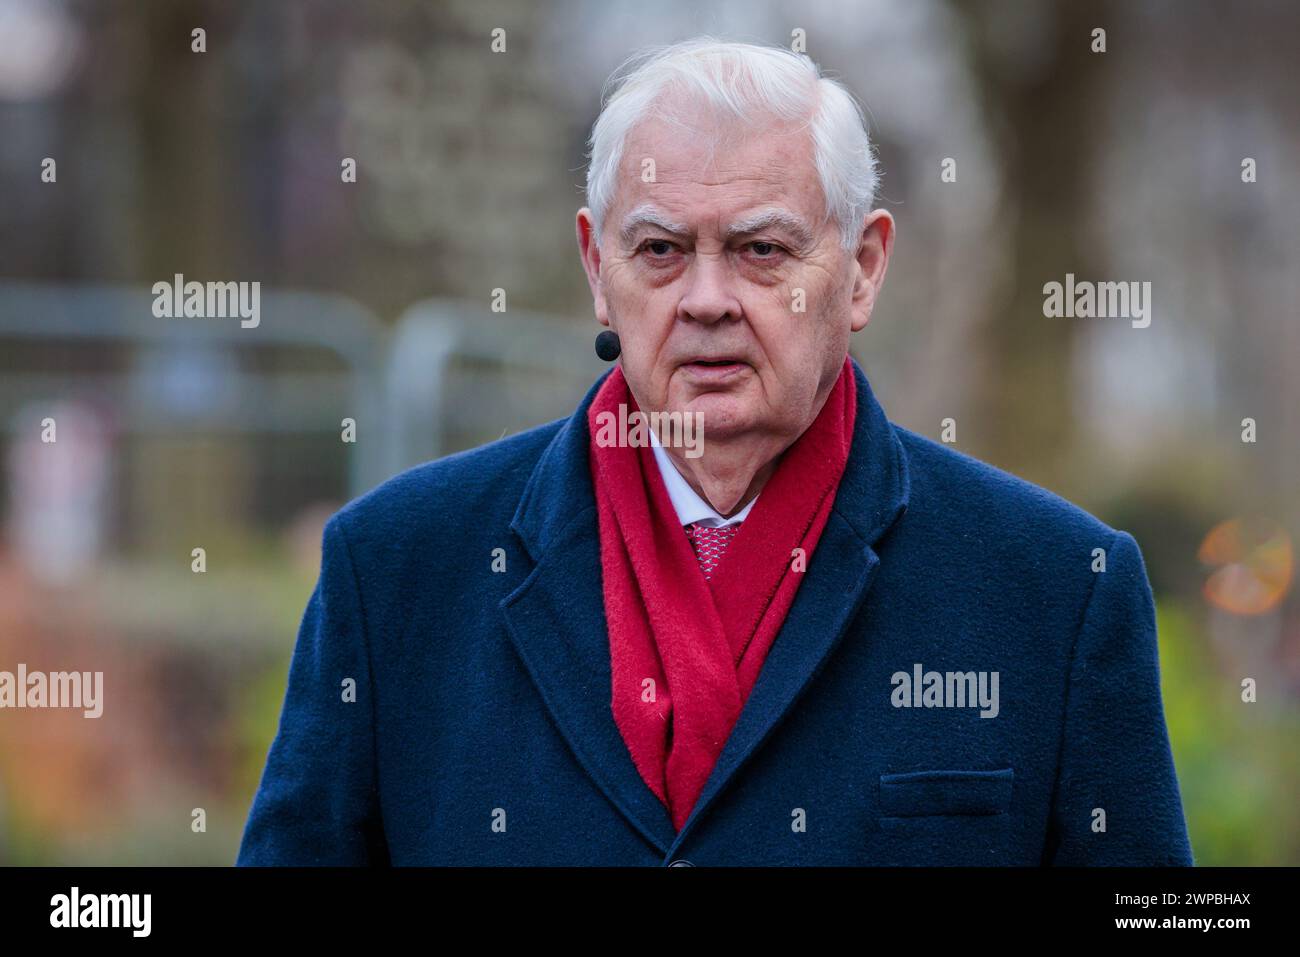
723,208,815,248
618,205,690,247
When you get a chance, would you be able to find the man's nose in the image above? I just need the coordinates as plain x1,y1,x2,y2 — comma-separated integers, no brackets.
677,253,742,325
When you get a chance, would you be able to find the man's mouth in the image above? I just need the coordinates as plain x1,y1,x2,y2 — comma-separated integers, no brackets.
681,357,750,381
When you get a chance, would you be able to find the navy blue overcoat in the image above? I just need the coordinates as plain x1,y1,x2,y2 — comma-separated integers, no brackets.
237,359,1194,866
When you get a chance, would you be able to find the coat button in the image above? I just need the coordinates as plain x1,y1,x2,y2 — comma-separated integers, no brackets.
668,859,693,867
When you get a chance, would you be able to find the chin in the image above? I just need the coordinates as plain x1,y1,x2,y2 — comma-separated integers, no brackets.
678,391,758,439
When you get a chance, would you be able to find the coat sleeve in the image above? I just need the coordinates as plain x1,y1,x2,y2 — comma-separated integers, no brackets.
1044,529,1194,865
236,515,389,865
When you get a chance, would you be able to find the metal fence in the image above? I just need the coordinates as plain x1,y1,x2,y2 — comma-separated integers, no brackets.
0,282,603,507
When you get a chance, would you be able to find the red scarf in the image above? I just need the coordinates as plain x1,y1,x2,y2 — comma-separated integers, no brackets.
588,357,857,830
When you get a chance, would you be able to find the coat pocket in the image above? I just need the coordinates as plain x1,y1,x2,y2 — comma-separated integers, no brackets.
878,768,1014,818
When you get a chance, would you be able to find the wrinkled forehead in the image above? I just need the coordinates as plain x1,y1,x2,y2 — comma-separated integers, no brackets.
610,107,827,236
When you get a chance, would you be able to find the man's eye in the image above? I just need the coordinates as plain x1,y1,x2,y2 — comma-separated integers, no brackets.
748,241,785,257
642,239,676,256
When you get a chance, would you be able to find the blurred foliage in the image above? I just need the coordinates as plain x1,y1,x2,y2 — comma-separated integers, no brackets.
1158,603,1300,865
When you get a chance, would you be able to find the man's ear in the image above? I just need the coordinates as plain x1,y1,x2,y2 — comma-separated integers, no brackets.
576,208,610,327
849,209,895,333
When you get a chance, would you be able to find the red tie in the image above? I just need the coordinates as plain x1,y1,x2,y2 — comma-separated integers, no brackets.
684,523,741,581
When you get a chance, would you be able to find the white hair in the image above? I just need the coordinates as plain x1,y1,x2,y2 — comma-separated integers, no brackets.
584,37,881,252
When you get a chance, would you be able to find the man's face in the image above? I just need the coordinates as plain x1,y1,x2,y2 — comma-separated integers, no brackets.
578,105,891,446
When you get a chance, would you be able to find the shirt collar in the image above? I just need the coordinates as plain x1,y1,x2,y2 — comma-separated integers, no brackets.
649,428,756,528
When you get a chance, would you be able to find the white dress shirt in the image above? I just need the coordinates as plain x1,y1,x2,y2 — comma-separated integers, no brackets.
649,429,757,528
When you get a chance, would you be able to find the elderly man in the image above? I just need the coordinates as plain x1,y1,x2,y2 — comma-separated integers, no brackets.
238,38,1193,866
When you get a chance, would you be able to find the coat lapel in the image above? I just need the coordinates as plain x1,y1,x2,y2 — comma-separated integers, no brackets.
499,370,679,854
500,359,910,859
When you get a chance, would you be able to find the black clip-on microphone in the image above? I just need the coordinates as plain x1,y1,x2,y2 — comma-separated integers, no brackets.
594,330,621,361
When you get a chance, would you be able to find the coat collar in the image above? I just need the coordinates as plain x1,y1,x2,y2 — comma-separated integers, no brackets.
501,356,910,857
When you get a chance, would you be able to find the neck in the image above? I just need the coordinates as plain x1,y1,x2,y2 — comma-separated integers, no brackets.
661,435,787,517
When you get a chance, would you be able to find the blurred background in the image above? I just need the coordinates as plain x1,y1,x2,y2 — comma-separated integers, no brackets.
0,0,1296,864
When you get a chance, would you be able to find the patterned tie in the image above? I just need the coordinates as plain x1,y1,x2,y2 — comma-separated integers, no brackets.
684,523,742,581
